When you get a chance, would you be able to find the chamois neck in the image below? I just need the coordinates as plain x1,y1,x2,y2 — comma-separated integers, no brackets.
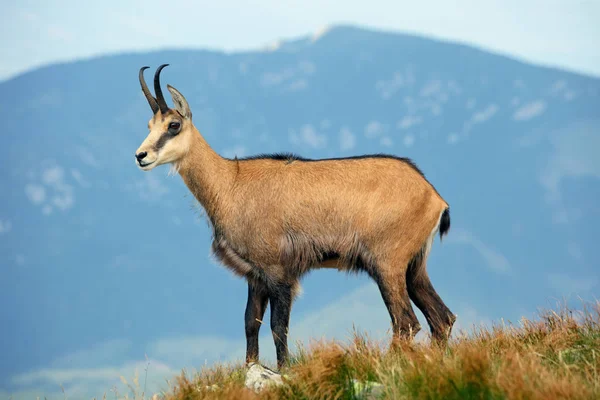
176,126,235,223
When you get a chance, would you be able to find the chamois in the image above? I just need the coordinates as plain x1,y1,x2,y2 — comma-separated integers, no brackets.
134,64,456,369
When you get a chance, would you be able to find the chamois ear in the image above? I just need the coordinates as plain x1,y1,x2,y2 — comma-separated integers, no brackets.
167,84,192,120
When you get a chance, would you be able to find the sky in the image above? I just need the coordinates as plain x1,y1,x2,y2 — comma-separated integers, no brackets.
1,0,599,81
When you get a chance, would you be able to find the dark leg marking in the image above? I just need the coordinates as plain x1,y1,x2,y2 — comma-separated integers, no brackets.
245,281,269,364
269,285,293,370
407,260,456,344
372,270,421,341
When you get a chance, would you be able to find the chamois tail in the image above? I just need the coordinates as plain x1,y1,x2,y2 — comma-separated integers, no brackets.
439,207,450,240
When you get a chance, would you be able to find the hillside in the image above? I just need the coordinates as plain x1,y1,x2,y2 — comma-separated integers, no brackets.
125,303,600,399
1,25,599,398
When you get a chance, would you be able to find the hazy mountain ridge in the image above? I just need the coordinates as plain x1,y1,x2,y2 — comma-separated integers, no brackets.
1,25,599,394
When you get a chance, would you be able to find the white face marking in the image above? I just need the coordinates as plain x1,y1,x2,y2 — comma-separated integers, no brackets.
135,116,190,171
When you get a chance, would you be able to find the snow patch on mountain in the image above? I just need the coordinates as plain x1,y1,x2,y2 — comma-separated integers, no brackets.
513,100,546,121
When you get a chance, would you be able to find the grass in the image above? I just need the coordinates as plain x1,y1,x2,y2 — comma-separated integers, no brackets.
121,301,600,400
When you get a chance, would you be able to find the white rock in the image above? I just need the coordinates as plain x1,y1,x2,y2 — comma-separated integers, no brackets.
244,362,284,392
352,379,384,398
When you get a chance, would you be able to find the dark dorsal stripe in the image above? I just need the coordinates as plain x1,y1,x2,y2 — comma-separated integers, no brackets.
232,152,426,178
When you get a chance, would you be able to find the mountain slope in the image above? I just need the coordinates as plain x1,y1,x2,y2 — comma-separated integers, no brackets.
1,25,599,396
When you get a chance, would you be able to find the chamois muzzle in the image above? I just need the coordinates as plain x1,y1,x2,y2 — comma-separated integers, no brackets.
135,151,153,167
139,66,159,114
135,151,147,162
154,64,170,114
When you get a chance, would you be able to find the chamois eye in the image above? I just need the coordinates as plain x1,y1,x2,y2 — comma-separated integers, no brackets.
169,121,181,133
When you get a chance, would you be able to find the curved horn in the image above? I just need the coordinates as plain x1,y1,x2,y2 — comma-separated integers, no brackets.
139,66,159,114
154,64,170,114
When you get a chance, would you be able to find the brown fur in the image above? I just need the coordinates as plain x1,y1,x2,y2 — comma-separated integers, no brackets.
135,68,456,369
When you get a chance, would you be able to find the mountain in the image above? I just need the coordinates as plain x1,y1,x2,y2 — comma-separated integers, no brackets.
1,25,598,398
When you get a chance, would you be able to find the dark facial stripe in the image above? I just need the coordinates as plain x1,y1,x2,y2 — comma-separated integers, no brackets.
153,131,173,152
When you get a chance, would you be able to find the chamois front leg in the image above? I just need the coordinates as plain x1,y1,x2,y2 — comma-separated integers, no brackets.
245,281,269,364
269,284,293,370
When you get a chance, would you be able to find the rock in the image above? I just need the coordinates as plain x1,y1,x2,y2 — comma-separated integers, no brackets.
351,379,384,398
244,362,285,392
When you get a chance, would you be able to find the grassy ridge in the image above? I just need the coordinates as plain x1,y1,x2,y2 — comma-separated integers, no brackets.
131,302,600,399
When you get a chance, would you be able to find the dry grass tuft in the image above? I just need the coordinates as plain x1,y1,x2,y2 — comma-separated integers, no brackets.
149,301,600,399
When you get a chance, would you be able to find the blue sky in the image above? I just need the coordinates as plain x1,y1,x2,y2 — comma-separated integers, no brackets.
1,0,599,81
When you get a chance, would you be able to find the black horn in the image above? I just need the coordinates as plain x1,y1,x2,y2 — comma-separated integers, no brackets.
154,64,170,114
139,66,159,114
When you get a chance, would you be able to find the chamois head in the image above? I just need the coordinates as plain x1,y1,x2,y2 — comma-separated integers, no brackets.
135,64,194,171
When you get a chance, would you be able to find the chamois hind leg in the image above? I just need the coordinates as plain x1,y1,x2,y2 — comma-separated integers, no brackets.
245,280,269,364
269,283,294,370
406,256,456,344
371,262,421,343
